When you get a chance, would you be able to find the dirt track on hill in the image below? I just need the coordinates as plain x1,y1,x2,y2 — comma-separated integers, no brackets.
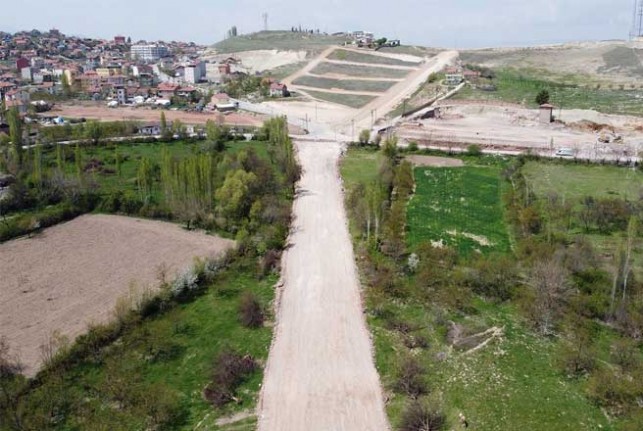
257,140,389,431
0,215,234,376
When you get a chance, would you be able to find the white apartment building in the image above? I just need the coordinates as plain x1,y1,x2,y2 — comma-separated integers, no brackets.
131,44,169,62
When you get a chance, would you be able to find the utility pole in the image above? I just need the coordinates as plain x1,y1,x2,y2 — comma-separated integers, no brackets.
351,119,355,142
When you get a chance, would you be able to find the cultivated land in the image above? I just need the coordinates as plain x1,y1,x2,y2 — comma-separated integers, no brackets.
0,214,234,376
408,165,510,254
258,140,389,431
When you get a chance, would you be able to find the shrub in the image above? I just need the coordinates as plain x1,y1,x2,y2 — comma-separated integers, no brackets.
399,398,447,431
238,292,264,328
170,268,199,298
394,356,428,398
466,144,482,157
203,349,257,407
407,141,419,152
536,89,550,105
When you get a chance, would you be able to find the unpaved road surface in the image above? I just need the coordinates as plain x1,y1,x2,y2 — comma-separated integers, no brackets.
257,140,389,431
0,214,234,376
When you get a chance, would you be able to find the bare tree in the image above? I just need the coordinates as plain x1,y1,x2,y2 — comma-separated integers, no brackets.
526,258,570,335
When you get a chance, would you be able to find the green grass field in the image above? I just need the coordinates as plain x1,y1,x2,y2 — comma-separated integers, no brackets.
522,161,643,203
211,31,349,54
28,268,276,430
452,68,643,116
293,75,395,93
303,89,377,108
407,166,510,254
340,148,619,430
311,62,409,79
328,49,420,67
40,140,269,197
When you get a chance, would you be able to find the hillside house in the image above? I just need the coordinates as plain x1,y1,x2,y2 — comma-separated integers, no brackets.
138,123,161,135
270,82,289,97
157,82,180,99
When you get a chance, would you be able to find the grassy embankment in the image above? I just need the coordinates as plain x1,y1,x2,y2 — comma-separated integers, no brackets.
328,49,421,67
293,75,396,93
452,68,643,117
302,90,376,108
341,146,643,430
311,62,410,79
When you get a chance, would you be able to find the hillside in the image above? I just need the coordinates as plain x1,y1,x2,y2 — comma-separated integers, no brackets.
210,30,351,54
460,40,643,84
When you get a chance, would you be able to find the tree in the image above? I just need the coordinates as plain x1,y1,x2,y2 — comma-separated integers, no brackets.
526,258,570,335
206,119,226,152
160,112,171,141
6,108,22,168
215,169,257,224
358,129,370,146
60,73,72,98
85,120,103,145
536,89,550,105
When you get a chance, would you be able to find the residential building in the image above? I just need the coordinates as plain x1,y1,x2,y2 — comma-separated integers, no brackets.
131,44,169,62
269,82,288,97
138,123,161,135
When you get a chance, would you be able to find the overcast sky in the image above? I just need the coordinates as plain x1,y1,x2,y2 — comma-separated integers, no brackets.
1,0,636,48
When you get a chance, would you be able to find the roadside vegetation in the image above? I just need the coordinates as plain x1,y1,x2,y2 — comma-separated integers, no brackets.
453,67,643,116
341,142,643,430
0,117,299,430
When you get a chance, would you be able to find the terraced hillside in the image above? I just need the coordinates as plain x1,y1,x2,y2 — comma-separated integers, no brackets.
286,47,425,108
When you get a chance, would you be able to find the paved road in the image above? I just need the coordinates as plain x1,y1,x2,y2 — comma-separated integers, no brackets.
257,140,389,431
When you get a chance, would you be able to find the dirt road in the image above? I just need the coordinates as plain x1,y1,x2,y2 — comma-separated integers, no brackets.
346,50,458,131
257,140,389,431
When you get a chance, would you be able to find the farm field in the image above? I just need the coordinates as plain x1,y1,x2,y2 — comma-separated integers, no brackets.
407,165,510,254
0,214,234,376
311,62,410,79
522,161,643,203
302,89,377,108
328,49,421,67
293,75,397,93
452,68,643,116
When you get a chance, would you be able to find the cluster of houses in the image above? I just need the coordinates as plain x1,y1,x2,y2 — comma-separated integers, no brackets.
0,29,290,118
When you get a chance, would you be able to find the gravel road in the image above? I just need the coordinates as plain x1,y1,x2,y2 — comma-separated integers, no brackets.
257,140,389,431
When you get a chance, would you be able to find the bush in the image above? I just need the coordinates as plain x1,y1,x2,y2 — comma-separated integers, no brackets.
466,144,482,157
394,356,428,398
536,89,550,105
203,349,257,407
170,268,200,298
238,292,264,328
399,398,447,431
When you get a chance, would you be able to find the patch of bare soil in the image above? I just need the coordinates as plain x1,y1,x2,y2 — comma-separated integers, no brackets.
406,155,464,167
51,103,266,127
257,140,389,431
0,214,234,376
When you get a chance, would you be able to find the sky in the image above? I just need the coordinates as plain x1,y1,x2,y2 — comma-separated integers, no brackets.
1,0,636,48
